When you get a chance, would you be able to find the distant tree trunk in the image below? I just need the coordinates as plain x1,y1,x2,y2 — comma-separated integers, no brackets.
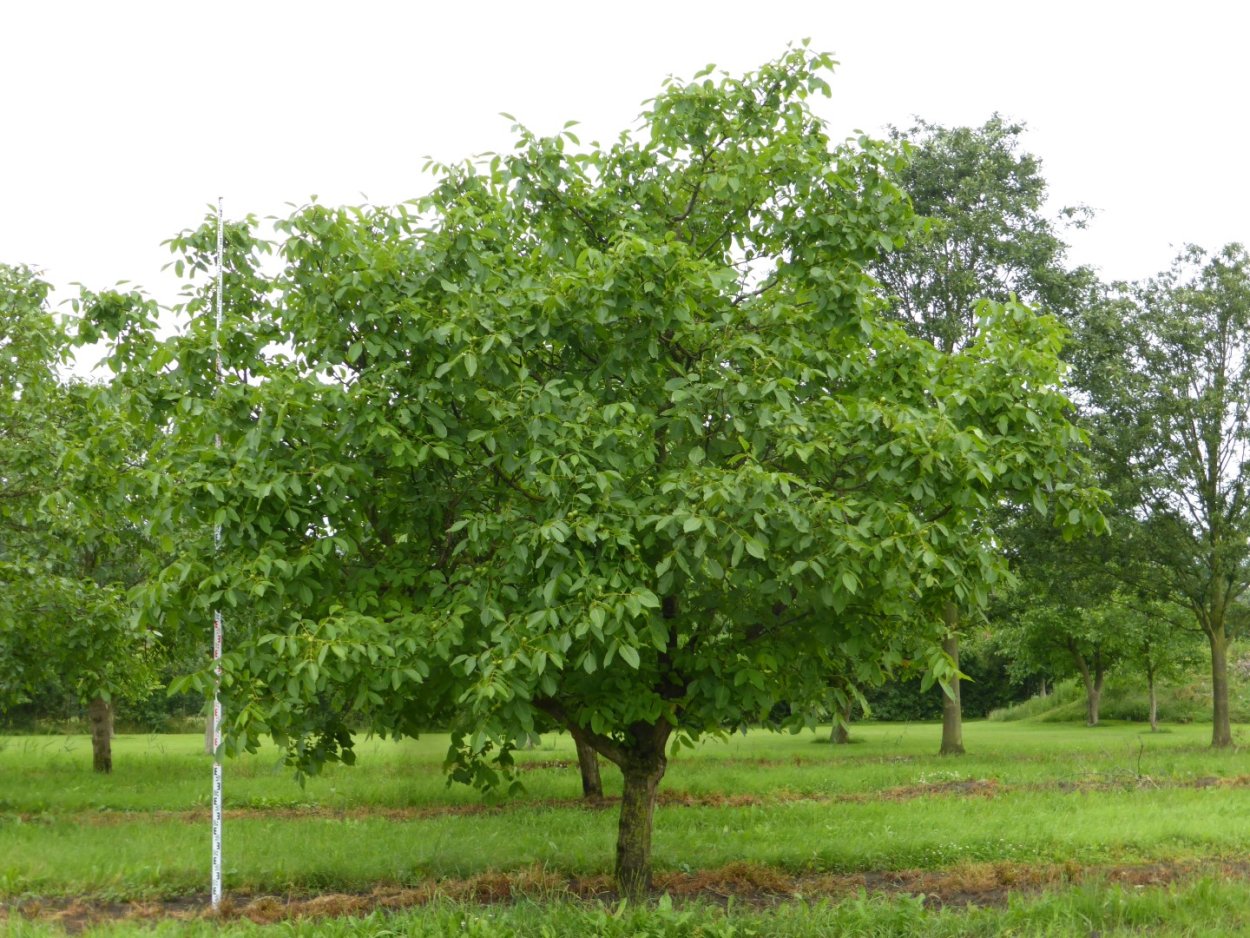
1148,671,1159,732
1039,676,1048,698
1070,642,1105,726
1145,655,1155,730
1086,677,1103,726
1208,622,1232,748
204,711,215,755
938,604,964,755
87,696,113,774
573,732,603,800
831,697,852,745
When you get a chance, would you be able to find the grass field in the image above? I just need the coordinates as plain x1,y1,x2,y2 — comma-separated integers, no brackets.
5,720,1250,935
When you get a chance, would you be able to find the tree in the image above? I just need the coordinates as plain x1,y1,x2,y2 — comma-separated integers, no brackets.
1077,245,1250,747
574,735,603,801
870,116,1091,755
100,49,1101,898
828,695,855,744
0,278,71,721
0,264,62,543
0,268,157,771
993,595,1122,726
994,590,1200,728
1118,598,1203,732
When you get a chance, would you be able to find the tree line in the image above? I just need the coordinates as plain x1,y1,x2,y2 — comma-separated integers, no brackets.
1,45,1246,899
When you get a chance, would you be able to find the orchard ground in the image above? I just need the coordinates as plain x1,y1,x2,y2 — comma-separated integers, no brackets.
5,720,1250,935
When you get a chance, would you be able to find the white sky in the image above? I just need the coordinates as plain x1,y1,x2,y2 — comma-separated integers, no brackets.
3,0,1247,321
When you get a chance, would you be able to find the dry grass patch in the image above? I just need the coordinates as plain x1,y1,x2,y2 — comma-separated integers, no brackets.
14,859,1250,933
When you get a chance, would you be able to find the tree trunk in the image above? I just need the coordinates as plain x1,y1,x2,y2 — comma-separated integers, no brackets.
1209,626,1233,748
1091,651,1105,726
574,733,603,801
87,696,113,774
616,758,666,901
534,698,672,900
1148,672,1159,732
1071,644,1102,726
831,697,852,745
1085,679,1102,726
938,605,964,756
604,718,674,902
1039,677,1048,698
1144,657,1159,732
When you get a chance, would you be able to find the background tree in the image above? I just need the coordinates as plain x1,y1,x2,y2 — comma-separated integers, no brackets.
1117,598,1204,732
992,596,1123,726
1076,245,1250,747
0,264,67,721
870,116,1092,754
0,269,158,771
99,50,1102,898
993,589,1201,729
859,634,1020,722
0,264,62,546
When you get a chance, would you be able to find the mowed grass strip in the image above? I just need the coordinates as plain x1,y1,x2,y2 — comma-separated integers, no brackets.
9,877,1250,937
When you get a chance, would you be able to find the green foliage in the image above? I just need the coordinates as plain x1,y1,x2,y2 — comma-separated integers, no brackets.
862,645,1021,721
986,678,1086,722
875,115,1092,353
865,115,1104,750
0,266,158,719
1075,244,1250,744
90,49,1100,784
0,265,67,701
79,51,1101,896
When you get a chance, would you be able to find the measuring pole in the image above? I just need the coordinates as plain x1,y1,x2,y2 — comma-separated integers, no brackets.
211,197,224,909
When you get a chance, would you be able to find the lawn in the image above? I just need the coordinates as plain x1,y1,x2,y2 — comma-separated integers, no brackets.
4,720,1250,935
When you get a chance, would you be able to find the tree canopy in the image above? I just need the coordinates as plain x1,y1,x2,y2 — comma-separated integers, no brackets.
0,267,157,770
868,115,1095,754
1077,244,1250,747
84,48,1102,896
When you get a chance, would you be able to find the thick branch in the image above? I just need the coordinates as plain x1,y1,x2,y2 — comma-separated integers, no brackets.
533,696,628,767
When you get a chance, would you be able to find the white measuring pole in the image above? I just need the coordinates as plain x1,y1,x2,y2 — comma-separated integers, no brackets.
211,197,225,910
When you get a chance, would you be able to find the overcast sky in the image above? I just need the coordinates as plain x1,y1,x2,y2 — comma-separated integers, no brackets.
4,1,1247,319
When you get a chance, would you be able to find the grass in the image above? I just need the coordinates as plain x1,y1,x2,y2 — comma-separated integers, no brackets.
9,882,1250,936
5,720,1250,934
988,666,1250,725
4,720,1247,814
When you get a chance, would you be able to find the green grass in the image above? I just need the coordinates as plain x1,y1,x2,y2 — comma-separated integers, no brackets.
3,720,1247,816
5,721,1250,933
9,882,1250,936
7,780,1250,897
